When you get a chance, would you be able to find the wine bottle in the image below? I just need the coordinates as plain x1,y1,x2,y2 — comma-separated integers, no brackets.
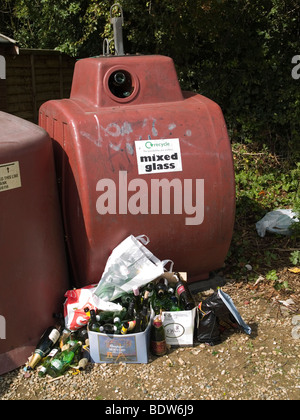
133,287,142,312
126,300,135,319
47,341,82,378
38,348,59,377
28,326,61,370
174,273,195,310
150,316,167,356
140,305,149,331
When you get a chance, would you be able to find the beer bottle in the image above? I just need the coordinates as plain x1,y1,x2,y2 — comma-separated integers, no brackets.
167,287,181,311
96,310,114,325
126,300,135,319
113,316,127,334
47,341,82,378
89,309,101,332
151,284,165,311
126,319,136,332
174,273,195,310
119,321,129,335
100,323,118,334
150,316,167,356
28,326,61,370
59,328,71,350
134,311,142,333
76,327,88,343
133,287,142,312
140,305,149,331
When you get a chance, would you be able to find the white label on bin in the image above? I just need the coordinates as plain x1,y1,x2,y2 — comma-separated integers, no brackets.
135,138,182,175
0,161,22,192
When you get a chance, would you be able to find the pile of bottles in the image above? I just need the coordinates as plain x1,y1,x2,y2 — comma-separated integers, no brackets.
27,326,89,378
27,273,196,375
87,272,195,336
151,273,195,313
88,285,151,335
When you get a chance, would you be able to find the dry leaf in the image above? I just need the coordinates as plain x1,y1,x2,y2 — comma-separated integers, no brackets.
288,267,300,274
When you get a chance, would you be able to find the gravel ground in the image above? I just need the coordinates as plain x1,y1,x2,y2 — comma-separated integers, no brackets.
1,279,300,401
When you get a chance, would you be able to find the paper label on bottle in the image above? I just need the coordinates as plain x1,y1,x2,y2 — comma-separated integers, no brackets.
151,340,167,356
135,138,182,175
0,161,22,192
176,285,185,296
51,359,63,370
49,329,60,344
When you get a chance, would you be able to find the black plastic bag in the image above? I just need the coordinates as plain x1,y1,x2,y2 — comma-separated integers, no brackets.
196,289,251,346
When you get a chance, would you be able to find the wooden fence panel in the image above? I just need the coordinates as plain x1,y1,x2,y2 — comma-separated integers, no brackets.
1,49,76,123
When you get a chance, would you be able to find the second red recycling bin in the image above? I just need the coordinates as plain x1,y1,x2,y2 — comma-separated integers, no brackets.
0,112,69,375
39,54,235,287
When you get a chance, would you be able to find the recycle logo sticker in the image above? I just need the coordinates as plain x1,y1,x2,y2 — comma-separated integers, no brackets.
135,138,183,175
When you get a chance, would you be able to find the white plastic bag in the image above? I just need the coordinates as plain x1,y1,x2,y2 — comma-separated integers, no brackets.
256,209,299,237
93,235,166,301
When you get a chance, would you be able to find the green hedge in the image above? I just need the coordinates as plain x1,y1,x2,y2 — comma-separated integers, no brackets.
2,0,300,160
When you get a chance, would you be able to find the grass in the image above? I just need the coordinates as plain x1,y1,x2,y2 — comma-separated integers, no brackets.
225,142,300,282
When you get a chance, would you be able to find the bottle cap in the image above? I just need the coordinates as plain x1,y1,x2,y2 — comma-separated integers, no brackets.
153,316,163,328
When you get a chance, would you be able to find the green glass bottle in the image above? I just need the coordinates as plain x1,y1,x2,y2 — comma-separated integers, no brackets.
150,316,167,356
133,287,142,312
28,326,61,370
140,304,150,331
38,348,59,377
97,310,115,325
89,309,101,332
47,341,82,378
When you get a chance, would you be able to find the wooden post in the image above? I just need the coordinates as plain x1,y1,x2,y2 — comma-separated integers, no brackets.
30,53,37,123
59,54,64,99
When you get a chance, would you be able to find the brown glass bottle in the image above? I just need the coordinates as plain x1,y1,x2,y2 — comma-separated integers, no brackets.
174,273,195,310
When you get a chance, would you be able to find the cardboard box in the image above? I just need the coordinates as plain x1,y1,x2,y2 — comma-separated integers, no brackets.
88,321,151,364
161,307,197,347
154,271,197,346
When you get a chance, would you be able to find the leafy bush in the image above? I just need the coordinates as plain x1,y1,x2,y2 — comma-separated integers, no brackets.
1,0,300,160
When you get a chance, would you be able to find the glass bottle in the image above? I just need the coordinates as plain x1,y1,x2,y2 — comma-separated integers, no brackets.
47,341,82,378
59,327,71,350
140,304,149,331
150,316,167,356
174,273,195,310
89,309,101,332
97,311,115,325
28,326,61,370
99,323,118,334
133,287,142,312
126,300,135,320
38,348,59,377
